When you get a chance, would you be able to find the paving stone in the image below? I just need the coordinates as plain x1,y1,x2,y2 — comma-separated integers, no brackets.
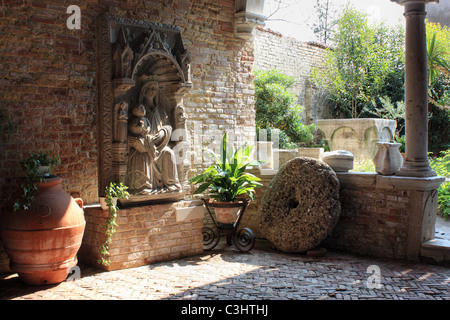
0,239,449,300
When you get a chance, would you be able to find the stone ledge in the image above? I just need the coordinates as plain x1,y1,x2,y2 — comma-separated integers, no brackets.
336,171,446,191
175,205,204,222
421,239,450,263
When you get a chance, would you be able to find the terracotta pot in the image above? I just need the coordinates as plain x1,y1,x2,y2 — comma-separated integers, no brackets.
215,206,241,224
208,201,245,224
0,176,85,285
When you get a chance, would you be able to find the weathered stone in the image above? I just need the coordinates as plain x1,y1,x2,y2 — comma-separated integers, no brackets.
322,150,354,172
259,157,341,253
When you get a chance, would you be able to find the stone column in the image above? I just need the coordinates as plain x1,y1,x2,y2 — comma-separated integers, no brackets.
392,0,437,177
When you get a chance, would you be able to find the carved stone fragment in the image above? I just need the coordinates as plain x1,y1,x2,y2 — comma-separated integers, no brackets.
97,15,192,203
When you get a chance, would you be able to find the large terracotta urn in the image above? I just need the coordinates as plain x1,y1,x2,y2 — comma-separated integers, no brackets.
0,176,85,285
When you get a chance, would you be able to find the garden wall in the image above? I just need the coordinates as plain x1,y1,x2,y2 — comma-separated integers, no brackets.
253,27,333,123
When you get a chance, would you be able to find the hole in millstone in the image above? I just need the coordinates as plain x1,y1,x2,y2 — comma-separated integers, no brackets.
288,198,299,209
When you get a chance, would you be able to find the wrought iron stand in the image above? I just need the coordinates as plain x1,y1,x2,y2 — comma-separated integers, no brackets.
202,198,256,252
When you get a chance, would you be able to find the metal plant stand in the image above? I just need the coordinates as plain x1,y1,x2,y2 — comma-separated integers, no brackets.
202,198,256,252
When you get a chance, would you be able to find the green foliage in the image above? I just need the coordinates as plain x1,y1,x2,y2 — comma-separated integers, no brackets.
98,182,130,266
395,135,406,153
311,4,405,119
189,132,264,202
365,97,405,136
427,32,450,90
426,22,450,153
350,158,375,173
13,152,60,212
437,182,450,220
310,0,338,45
430,150,450,219
430,149,450,177
254,69,317,149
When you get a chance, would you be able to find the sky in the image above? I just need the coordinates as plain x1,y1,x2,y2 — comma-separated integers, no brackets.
262,0,446,42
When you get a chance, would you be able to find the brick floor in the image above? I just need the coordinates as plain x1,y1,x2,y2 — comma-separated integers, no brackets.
1,239,449,301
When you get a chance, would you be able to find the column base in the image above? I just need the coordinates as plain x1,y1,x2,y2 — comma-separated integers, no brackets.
396,160,437,177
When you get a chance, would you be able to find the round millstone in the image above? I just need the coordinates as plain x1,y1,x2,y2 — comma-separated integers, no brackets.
259,157,341,253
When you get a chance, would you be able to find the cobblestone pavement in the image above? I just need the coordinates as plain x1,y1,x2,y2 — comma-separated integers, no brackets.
1,239,449,301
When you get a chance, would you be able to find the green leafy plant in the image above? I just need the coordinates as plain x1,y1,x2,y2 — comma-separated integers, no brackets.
189,132,264,202
311,4,405,119
437,182,450,220
98,182,130,266
430,149,450,219
14,152,60,211
254,69,317,149
395,135,406,153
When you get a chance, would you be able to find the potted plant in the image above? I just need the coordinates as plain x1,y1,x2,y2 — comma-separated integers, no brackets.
13,151,60,211
1,152,85,285
98,182,130,267
189,132,264,224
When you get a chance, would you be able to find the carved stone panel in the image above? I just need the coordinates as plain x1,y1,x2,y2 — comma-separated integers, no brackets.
97,15,192,204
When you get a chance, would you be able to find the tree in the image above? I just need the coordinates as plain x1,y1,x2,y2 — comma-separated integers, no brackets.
254,69,316,149
426,22,450,152
309,0,339,45
311,4,405,119
426,22,450,104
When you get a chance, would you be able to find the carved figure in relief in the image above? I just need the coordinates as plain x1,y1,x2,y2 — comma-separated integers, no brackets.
114,101,129,143
126,81,181,195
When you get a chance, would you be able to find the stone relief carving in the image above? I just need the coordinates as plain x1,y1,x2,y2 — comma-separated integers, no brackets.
98,16,192,204
126,81,181,195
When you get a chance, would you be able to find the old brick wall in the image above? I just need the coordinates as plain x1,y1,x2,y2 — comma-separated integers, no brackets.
323,173,442,262
0,0,257,272
253,27,332,123
325,179,411,259
79,201,204,271
0,0,256,205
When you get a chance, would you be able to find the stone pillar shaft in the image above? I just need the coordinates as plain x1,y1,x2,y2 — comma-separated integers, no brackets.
397,1,436,177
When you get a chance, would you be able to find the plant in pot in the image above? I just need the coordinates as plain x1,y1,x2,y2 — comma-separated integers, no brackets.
189,132,264,225
98,182,130,267
1,152,85,285
13,151,60,211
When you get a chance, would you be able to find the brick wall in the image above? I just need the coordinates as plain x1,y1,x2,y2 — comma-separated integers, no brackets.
0,0,256,206
253,27,332,122
0,0,257,273
323,172,442,261
79,200,204,271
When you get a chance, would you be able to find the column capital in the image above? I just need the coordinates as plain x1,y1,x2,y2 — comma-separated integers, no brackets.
234,0,267,40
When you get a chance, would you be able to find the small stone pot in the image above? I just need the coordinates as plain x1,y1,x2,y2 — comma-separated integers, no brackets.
373,142,403,175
